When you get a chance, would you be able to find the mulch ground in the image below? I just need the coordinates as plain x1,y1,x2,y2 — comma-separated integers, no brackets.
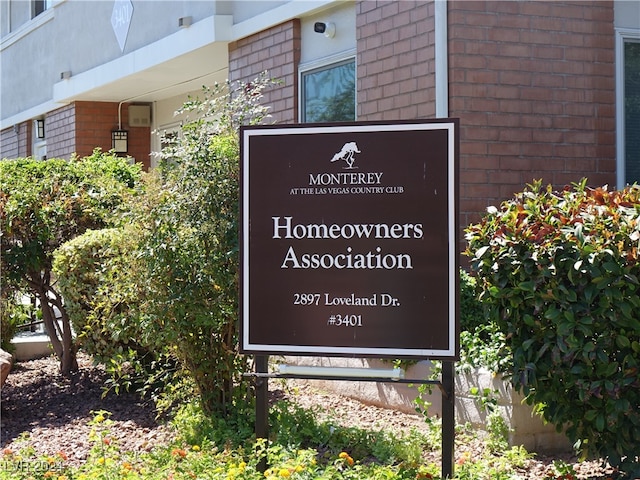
0,353,619,478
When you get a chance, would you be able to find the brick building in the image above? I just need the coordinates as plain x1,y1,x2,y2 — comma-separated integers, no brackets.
1,0,638,231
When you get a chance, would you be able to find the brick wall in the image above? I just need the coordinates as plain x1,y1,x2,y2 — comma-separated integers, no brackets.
75,101,151,169
0,122,33,158
357,1,436,121
46,101,151,168
449,1,616,228
229,19,300,124
0,122,30,159
74,101,120,159
46,104,76,159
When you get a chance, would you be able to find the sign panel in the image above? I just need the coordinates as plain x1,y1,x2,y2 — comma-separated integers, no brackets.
240,120,459,358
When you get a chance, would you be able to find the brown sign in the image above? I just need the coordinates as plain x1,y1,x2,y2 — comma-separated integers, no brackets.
240,120,459,358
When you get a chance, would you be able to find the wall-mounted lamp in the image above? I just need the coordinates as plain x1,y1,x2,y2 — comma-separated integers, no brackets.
13,124,19,134
60,71,72,80
36,119,45,139
314,21,335,38
111,129,128,153
178,16,192,28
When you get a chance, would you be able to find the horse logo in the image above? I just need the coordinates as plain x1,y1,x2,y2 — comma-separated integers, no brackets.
331,142,361,169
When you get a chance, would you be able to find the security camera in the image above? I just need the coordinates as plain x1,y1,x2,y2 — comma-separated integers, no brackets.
314,21,335,38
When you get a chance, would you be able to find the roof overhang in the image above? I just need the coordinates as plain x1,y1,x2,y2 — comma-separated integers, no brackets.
52,15,233,105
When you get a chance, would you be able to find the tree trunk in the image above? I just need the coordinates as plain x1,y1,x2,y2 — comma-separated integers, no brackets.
35,280,78,377
39,291,63,359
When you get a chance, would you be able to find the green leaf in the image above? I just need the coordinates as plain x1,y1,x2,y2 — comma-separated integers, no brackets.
595,414,605,432
603,261,620,274
522,338,536,351
518,280,536,292
619,302,633,319
616,335,631,349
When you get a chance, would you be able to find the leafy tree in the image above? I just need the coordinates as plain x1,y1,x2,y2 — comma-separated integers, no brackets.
0,150,142,375
466,179,640,477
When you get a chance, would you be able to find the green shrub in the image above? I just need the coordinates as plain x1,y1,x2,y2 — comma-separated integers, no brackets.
53,228,144,360
0,295,28,353
134,75,278,415
456,269,511,374
0,150,142,375
53,226,180,400
466,179,640,476
459,268,485,334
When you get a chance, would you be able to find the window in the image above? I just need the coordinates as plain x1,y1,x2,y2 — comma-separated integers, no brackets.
624,41,640,184
617,30,640,187
300,57,355,123
33,0,52,18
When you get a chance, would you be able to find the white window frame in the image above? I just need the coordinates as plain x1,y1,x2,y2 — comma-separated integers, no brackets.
616,28,640,188
298,49,357,123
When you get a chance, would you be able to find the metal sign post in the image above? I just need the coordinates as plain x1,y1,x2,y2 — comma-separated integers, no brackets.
255,355,269,473
441,360,455,479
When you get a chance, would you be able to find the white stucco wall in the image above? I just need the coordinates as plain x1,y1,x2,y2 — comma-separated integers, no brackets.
615,0,640,30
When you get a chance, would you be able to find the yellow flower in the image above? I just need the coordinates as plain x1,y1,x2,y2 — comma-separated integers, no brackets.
191,445,200,451
97,457,105,465
278,469,291,477
46,456,57,465
295,465,304,472
338,452,349,459
95,414,105,423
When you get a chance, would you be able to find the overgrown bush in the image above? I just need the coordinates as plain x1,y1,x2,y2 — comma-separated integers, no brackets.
132,74,278,415
53,228,144,359
53,227,180,400
466,179,640,476
49,77,277,412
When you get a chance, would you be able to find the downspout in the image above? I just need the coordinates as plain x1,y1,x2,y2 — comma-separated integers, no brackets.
435,0,448,118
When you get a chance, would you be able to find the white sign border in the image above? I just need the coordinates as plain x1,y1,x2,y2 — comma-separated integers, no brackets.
241,120,458,358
